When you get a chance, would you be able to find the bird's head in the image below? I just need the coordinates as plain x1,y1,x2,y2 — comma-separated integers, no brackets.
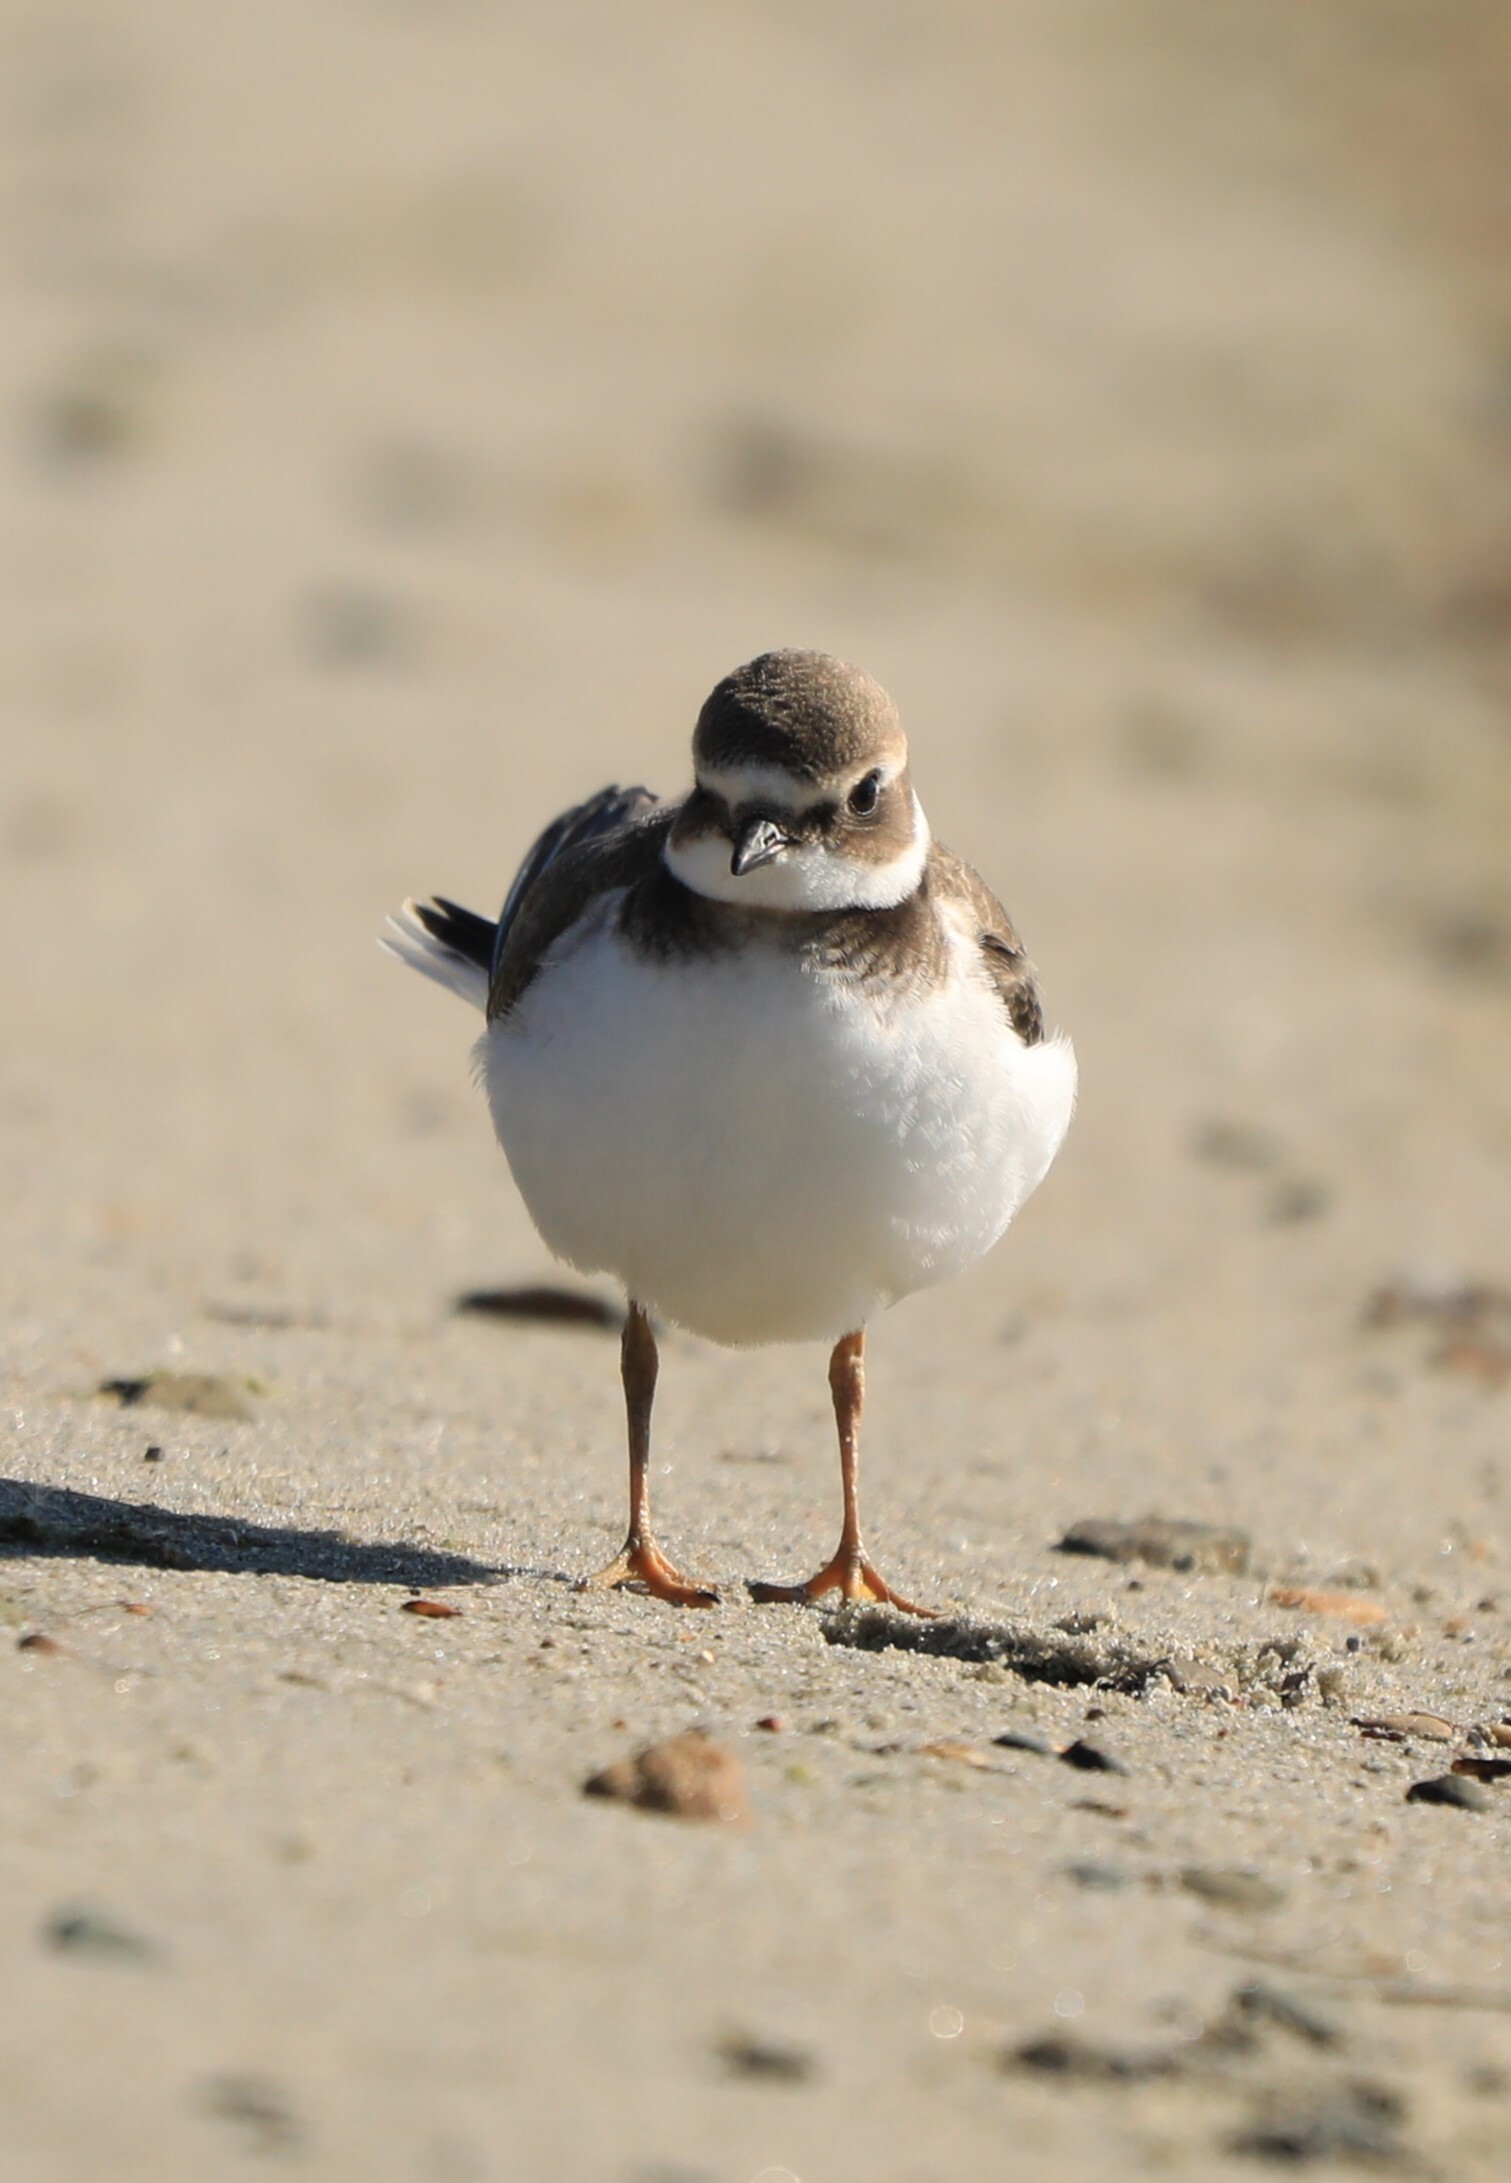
663,650,928,913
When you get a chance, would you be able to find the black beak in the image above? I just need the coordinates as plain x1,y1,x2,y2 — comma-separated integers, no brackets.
729,815,788,877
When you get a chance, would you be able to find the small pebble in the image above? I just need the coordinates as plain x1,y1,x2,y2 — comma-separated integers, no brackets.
1231,1981,1340,2048
1179,1866,1286,1913
1406,1774,1491,1812
143,1444,164,1463
919,1738,994,1769
1064,1861,1129,1891
1453,1756,1511,1784
198,2073,302,2155
30,350,153,470
716,2034,818,2084
17,1632,61,1655
1165,1659,1238,1701
753,1714,785,1733
1191,1118,1282,1171
45,1905,158,1965
992,1728,1055,1756
584,1733,751,1824
1265,1175,1330,1225
1354,1712,1457,1743
1435,1334,1511,1386
97,1372,256,1422
1270,1586,1387,1627
1007,2032,1175,2082
1230,2080,1406,2165
1059,1739,1128,1775
1057,1516,1250,1576
400,1599,460,1619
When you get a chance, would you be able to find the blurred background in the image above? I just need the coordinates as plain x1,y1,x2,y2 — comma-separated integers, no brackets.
4,0,1511,1520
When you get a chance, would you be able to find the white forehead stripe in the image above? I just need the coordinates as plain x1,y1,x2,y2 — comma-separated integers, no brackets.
696,761,895,812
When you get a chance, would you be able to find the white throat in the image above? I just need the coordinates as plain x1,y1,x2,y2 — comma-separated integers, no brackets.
664,794,931,912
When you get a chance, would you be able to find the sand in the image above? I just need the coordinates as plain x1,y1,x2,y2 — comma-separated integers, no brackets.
4,4,1511,2177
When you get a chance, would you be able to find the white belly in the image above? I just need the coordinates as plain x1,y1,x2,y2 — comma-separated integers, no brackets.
480,902,1076,1347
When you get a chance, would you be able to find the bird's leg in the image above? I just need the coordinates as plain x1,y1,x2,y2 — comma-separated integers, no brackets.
749,1330,936,1616
581,1301,719,1607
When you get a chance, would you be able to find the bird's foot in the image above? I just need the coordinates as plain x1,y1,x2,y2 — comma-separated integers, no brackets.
748,1544,936,1618
580,1536,719,1608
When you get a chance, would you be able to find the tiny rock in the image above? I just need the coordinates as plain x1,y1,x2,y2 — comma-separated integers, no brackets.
584,1732,751,1824
1059,1739,1128,1775
1179,1865,1286,1913
1353,1712,1457,1743
1166,1659,1238,1701
993,1728,1056,1756
1064,1861,1129,1891
1230,2080,1407,2165
401,1598,460,1618
1452,1755,1511,1784
97,1372,256,1422
919,1738,993,1769
198,2073,302,2156
1057,1516,1250,1576
1270,1586,1387,1626
1406,1774,1491,1812
45,1905,159,1965
1231,1980,1340,2049
1007,2032,1175,2082
716,2033,818,2083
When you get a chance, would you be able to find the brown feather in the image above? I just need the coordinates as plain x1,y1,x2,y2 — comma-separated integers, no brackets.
489,799,1046,1054
925,843,1045,1045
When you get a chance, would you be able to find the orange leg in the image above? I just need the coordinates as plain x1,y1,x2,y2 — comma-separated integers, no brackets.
581,1302,719,1608
749,1330,935,1617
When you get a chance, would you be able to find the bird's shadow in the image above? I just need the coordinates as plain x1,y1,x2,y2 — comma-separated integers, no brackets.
0,1476,514,1589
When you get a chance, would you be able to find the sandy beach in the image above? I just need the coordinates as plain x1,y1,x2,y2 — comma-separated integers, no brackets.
4,4,1511,2177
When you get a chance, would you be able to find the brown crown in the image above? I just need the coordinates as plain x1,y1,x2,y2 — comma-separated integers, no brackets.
693,650,905,781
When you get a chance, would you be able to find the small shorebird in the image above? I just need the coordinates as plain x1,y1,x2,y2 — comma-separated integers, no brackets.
385,650,1075,1612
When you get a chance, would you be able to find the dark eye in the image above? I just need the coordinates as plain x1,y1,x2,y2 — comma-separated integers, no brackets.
847,770,883,818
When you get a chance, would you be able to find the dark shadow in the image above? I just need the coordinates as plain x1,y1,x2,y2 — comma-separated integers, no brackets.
0,1476,507,1588
453,1284,623,1331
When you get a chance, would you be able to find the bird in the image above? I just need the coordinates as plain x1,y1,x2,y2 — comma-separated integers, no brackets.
383,649,1076,1613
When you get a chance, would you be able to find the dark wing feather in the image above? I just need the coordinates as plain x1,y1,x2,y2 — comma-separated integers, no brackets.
493,784,659,974
488,789,671,1022
927,843,1045,1046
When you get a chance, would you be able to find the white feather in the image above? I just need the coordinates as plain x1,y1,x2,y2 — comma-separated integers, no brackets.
663,795,931,912
381,903,489,1011
479,892,1076,1347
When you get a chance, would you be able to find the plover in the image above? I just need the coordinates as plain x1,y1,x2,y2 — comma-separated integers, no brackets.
384,650,1076,1612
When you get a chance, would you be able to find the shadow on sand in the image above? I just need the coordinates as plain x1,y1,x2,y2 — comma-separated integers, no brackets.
0,1476,505,1588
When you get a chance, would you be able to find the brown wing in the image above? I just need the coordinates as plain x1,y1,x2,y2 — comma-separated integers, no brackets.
927,842,1045,1046
487,798,673,1022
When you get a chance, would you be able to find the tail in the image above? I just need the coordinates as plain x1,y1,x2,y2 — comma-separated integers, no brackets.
381,896,496,1011
384,783,659,1013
